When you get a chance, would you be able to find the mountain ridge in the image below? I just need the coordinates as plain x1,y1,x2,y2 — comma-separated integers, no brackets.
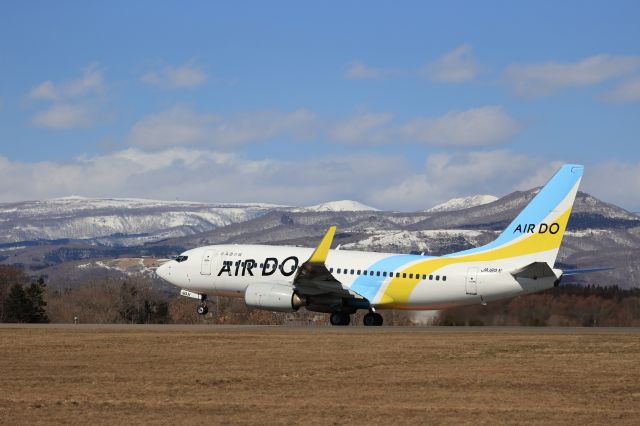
426,195,498,212
0,189,637,289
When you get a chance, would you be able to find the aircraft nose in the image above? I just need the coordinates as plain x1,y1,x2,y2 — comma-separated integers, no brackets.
156,261,173,281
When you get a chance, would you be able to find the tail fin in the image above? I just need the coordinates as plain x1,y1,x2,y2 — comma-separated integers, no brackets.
453,164,583,266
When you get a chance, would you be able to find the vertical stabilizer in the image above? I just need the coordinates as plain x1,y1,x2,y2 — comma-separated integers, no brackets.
451,164,583,266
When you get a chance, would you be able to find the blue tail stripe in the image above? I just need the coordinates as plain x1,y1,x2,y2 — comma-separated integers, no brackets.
449,164,583,257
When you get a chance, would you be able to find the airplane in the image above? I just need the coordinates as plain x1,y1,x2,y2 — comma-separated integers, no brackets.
156,164,610,326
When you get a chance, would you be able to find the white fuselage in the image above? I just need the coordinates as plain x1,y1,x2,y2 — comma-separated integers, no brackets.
157,244,558,310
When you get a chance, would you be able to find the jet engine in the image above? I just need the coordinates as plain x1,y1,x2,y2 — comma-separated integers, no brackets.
244,283,305,312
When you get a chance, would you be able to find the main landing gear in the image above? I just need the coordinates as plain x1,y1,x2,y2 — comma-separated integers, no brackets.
363,312,383,326
329,312,351,326
329,311,384,326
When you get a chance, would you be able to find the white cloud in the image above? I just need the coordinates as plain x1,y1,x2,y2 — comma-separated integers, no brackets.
396,106,521,147
141,62,208,89
26,65,106,129
127,105,217,148
31,104,94,129
330,112,393,143
370,150,545,209
1,148,638,212
601,75,640,103
583,161,640,212
345,60,390,80
424,44,479,83
504,54,640,97
28,65,105,101
0,149,409,207
127,105,319,149
127,105,520,148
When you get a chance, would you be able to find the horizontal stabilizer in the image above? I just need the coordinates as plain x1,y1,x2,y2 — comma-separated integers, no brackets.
562,267,614,276
511,262,556,280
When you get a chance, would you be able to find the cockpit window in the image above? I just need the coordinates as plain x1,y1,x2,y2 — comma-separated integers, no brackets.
175,255,188,263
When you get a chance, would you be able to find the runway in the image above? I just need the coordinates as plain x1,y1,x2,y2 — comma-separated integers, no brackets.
2,323,640,333
1,324,639,424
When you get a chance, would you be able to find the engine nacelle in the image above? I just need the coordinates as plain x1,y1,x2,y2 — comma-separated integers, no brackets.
244,283,305,312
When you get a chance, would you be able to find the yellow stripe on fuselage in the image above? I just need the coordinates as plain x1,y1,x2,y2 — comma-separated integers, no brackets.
381,208,572,306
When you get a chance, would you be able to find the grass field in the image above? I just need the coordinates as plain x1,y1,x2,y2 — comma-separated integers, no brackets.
1,325,639,425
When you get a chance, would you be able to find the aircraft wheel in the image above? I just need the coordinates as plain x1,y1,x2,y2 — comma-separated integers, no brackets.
364,312,383,326
197,305,209,315
329,312,350,326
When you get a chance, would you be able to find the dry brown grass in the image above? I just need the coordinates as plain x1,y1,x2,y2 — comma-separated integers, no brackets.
1,326,639,425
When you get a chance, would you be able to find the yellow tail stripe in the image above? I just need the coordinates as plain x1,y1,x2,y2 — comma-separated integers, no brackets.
383,208,572,305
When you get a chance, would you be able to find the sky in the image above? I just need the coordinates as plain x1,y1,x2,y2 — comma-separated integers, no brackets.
1,0,639,211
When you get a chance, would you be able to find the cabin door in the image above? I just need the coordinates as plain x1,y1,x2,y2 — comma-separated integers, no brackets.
200,250,215,275
465,267,478,295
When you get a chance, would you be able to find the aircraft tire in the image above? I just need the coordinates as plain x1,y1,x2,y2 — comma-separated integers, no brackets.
329,312,350,326
364,312,383,326
197,305,208,315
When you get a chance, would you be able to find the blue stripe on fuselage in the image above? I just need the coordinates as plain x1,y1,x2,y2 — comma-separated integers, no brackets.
349,254,431,302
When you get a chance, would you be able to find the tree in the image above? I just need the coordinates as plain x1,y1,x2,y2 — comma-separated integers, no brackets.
4,284,31,322
25,278,49,323
3,277,49,323
0,266,29,322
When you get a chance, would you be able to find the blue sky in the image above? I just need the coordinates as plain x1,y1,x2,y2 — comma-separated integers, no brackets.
1,1,639,210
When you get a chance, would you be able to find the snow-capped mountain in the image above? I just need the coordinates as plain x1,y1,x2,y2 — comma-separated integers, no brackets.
426,195,498,212
294,200,379,212
1,190,639,289
0,197,284,246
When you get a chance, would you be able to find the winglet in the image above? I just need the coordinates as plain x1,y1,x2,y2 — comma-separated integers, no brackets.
307,226,336,264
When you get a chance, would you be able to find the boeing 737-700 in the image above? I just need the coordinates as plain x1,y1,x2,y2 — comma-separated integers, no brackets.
156,164,608,326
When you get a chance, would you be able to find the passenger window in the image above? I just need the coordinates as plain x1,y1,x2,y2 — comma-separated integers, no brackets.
363,270,367,275
443,276,447,281
376,271,381,276
357,270,361,275
370,271,374,276
329,267,334,273
402,273,406,278
382,272,387,277
260,263,264,268
429,275,433,280
396,272,400,278
337,268,341,273
422,274,427,280
409,273,413,279
350,269,355,275
436,275,440,281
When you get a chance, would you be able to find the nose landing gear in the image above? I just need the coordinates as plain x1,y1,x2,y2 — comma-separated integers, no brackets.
196,304,209,315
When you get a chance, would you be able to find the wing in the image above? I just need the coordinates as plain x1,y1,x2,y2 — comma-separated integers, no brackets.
293,226,365,301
